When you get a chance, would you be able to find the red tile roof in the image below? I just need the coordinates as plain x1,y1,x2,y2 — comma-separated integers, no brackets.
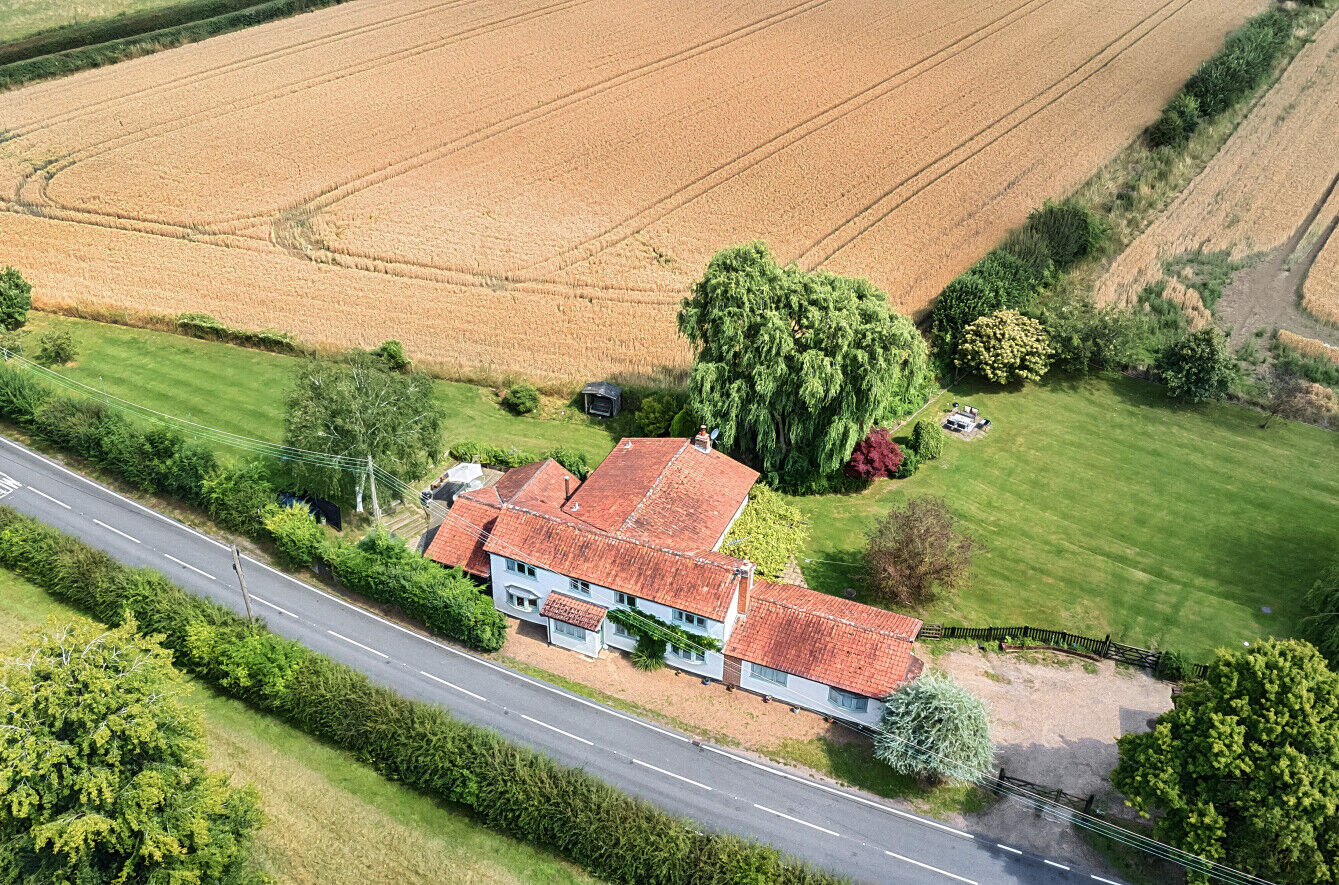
494,459,579,508
539,592,608,631
725,580,923,699
563,439,758,551
423,495,498,578
485,506,742,620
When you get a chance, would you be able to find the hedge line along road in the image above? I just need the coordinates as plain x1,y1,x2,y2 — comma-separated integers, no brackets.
0,434,1114,885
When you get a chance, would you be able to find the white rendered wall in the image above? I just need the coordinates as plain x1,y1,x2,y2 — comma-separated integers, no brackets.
736,662,886,727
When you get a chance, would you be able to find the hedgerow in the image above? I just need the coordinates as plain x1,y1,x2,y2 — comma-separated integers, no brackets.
0,507,844,885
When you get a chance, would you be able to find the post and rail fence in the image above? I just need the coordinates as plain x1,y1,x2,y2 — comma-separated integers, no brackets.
918,623,1209,680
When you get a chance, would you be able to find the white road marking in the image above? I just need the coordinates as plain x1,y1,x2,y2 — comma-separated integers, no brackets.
419,670,486,701
632,759,712,791
163,553,215,580
251,595,298,619
1045,859,1071,871
26,486,70,508
751,804,839,837
0,472,20,498
520,714,594,745
1091,876,1125,885
996,843,1023,855
884,851,978,884
326,630,387,659
92,519,139,543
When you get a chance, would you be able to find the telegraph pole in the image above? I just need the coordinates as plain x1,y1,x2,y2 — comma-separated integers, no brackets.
231,545,254,623
366,454,381,526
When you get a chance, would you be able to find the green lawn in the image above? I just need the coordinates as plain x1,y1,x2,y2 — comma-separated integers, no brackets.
21,312,622,466
792,376,1339,660
0,569,597,885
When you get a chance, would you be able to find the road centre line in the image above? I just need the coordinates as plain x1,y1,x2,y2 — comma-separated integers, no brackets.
884,851,978,884
631,758,712,791
419,670,486,701
997,843,1023,855
1044,859,1071,871
92,518,139,543
1091,876,1126,885
251,595,298,619
326,630,388,659
163,553,216,580
751,804,840,837
521,714,594,745
25,486,70,508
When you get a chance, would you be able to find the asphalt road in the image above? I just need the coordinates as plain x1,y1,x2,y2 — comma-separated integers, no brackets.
0,434,1124,885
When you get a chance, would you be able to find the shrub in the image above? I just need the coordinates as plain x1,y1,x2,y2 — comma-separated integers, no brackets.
892,449,919,479
956,310,1052,384
635,393,680,436
1156,327,1239,402
1183,10,1293,120
631,633,668,670
971,249,1044,307
372,339,410,372
668,405,698,437
1148,91,1201,148
481,443,538,469
865,495,977,606
0,266,32,330
874,672,994,783
720,485,810,579
1305,560,1339,668
544,445,589,480
844,427,903,480
449,440,482,462
1155,650,1191,682
1040,294,1153,374
909,419,944,460
1026,199,1105,269
503,383,540,415
34,328,76,366
999,227,1054,281
931,274,1008,354
200,460,276,534
263,502,329,567
0,363,53,424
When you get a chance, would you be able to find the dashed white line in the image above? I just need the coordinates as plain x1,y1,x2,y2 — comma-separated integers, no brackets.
326,630,387,659
163,553,215,580
996,843,1023,855
1090,876,1125,885
251,595,298,619
1045,859,1071,871
751,804,840,837
884,851,978,884
92,519,139,543
26,487,70,509
631,759,712,791
520,714,594,745
419,670,486,702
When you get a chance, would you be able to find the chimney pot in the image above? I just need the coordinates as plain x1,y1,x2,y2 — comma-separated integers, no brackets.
693,425,711,453
564,475,571,499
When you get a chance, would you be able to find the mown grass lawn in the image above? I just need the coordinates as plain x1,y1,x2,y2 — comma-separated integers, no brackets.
0,569,597,885
21,312,621,465
792,375,1339,660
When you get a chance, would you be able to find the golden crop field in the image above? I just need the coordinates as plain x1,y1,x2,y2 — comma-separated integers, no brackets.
1098,11,1339,311
1279,329,1339,366
0,0,1262,380
1303,226,1339,327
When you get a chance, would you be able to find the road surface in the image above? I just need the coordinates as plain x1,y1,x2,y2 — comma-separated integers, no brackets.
0,434,1124,885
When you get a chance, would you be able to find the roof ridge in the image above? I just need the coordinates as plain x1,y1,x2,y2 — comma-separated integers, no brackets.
754,596,918,643
615,438,689,534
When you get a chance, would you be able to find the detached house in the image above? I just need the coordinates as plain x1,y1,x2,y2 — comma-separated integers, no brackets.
426,428,923,725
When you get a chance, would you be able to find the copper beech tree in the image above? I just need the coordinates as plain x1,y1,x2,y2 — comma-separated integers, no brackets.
864,495,979,606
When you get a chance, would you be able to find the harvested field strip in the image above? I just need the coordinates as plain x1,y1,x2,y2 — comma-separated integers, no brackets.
1279,329,1339,366
1302,219,1339,327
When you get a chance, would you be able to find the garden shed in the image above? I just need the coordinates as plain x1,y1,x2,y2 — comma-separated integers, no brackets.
581,381,622,418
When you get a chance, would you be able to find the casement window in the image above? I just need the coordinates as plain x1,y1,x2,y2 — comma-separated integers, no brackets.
749,662,788,686
827,687,869,713
505,589,537,612
614,592,638,608
569,578,591,596
671,608,707,629
553,620,586,641
612,622,632,638
504,558,536,578
670,644,705,663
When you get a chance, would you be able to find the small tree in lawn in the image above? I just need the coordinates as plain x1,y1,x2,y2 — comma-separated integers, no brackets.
845,427,903,480
909,419,944,460
865,496,978,606
956,310,1052,384
874,672,994,783
1156,327,1239,402
1262,368,1337,429
0,266,32,330
1305,559,1339,667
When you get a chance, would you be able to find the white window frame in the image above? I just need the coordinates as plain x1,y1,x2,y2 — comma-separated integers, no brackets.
612,621,632,638
671,608,707,629
505,558,537,578
614,592,637,608
670,644,705,663
506,588,537,612
569,578,591,596
552,620,586,641
749,662,788,686
827,687,869,713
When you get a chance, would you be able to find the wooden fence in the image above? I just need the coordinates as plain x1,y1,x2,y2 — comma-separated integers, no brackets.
918,623,1208,680
996,768,1096,815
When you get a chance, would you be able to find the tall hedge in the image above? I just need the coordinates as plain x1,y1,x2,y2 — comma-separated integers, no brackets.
0,507,846,885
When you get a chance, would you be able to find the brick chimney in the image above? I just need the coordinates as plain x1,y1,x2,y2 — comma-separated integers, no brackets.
735,562,754,614
563,475,571,500
692,424,711,453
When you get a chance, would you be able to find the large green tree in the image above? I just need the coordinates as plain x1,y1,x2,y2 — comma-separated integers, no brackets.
1156,327,1239,402
1113,638,1339,884
874,672,994,784
678,242,930,491
0,267,32,331
0,619,265,885
283,354,445,510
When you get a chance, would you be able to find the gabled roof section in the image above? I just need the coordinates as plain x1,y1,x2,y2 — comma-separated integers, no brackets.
725,580,924,699
563,438,758,551
493,458,579,508
423,494,498,578
485,505,741,620
540,592,608,631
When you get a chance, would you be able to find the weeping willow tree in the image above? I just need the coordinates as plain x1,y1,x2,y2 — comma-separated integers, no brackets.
678,242,930,492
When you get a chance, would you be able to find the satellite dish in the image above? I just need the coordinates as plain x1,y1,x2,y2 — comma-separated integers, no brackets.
709,428,720,441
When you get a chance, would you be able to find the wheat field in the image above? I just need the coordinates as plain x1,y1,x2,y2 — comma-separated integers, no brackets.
1303,228,1339,327
0,0,1262,380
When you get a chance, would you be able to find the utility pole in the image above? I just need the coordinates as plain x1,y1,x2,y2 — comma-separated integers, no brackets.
231,545,254,623
366,453,381,526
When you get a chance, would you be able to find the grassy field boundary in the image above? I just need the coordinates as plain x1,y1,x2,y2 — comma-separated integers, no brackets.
0,0,354,91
